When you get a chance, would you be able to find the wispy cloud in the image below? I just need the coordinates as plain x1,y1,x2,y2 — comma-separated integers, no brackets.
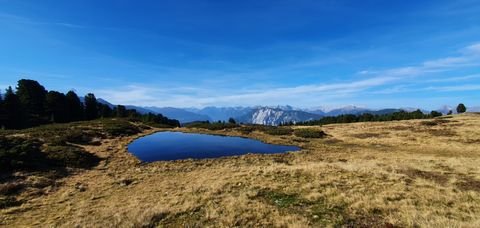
0,13,88,29
426,84,480,92
95,42,480,107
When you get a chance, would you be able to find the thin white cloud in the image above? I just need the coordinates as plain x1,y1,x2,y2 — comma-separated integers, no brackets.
0,13,88,29
427,84,480,92
426,73,480,83
96,42,480,107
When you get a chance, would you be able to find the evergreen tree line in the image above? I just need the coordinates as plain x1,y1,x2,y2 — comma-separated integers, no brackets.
286,109,446,126
0,79,180,129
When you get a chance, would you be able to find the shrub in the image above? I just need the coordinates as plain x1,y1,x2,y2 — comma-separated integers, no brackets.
184,121,238,130
456,103,467,113
0,136,42,171
49,129,101,146
263,127,293,136
44,145,100,168
294,129,327,138
103,120,141,136
237,126,256,134
0,183,24,195
0,196,23,209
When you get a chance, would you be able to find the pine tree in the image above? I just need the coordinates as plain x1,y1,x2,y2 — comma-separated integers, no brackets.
65,91,84,121
84,93,98,120
98,103,113,118
3,87,25,129
456,103,467,113
116,105,127,118
46,91,68,123
16,79,48,127
228,117,236,124
0,93,5,129
430,111,442,118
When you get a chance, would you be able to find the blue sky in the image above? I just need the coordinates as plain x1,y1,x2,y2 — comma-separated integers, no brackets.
1,0,479,109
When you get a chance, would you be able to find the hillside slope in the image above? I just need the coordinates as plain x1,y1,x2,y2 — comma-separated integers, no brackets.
1,114,480,227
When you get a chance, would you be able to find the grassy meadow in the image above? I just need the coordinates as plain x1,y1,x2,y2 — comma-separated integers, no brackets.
1,114,480,227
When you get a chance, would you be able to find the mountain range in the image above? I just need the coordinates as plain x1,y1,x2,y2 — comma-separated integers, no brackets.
92,98,479,125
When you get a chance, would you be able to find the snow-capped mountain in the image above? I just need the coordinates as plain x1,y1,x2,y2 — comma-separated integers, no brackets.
188,106,253,122
236,107,322,126
90,98,479,126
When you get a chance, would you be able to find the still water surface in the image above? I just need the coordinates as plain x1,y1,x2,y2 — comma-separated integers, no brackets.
128,131,300,162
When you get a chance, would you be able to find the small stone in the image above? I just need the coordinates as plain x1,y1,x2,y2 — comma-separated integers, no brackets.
75,183,86,192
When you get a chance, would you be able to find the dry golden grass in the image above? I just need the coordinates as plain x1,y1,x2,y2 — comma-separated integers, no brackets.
1,114,480,227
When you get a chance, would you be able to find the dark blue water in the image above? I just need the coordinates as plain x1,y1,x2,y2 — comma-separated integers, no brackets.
128,131,300,162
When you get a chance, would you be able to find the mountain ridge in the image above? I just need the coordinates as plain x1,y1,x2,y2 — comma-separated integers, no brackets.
92,98,479,125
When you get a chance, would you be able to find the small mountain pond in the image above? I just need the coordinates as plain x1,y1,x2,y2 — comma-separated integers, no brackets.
128,131,300,162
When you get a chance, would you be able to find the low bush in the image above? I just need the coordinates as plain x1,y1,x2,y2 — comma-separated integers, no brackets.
263,127,293,136
44,145,100,169
0,183,24,195
145,122,177,129
49,129,102,146
237,125,292,135
0,196,23,209
184,121,238,130
0,136,43,171
102,120,141,136
294,129,327,138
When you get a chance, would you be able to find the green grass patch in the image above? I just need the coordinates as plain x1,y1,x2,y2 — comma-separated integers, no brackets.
258,189,302,208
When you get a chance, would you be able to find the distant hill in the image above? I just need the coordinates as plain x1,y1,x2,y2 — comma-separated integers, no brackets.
323,106,370,116
124,105,157,114
305,106,401,116
144,107,211,123
88,99,480,125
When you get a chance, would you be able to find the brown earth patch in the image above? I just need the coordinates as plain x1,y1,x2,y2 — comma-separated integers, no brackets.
399,168,449,185
350,133,384,139
456,176,480,192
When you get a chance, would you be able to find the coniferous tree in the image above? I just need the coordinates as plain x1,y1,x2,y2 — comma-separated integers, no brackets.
228,117,236,124
65,91,84,121
84,93,98,120
46,91,68,123
0,93,5,129
456,103,467,113
3,87,25,129
430,111,442,117
116,105,127,118
16,79,48,126
126,109,140,118
98,103,113,118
